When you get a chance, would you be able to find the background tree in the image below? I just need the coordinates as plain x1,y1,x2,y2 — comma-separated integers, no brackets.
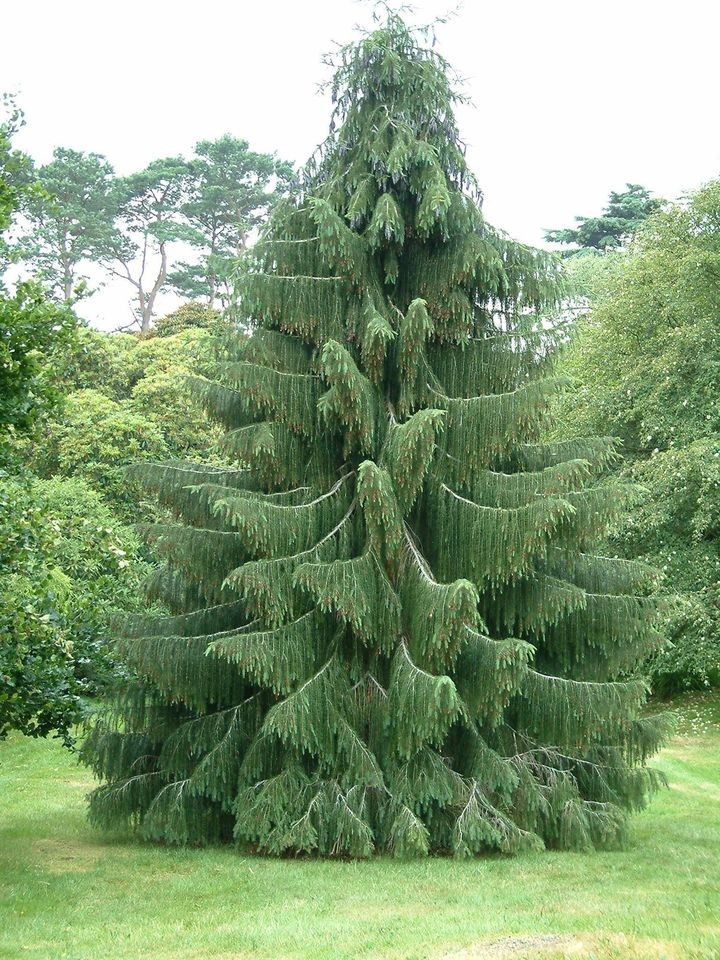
49,325,138,401
0,283,76,461
2,315,223,742
545,183,661,251
0,102,77,462
168,136,294,307
120,326,224,460
554,178,720,692
85,15,666,857
19,148,119,301
100,158,191,332
0,95,34,274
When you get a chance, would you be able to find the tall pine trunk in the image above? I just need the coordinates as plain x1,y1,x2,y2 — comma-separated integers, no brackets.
83,15,668,857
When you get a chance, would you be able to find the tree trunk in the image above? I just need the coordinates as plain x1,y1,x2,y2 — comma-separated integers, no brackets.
207,274,217,308
61,245,73,301
138,242,168,332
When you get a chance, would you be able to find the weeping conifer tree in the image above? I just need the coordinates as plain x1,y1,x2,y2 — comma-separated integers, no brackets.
83,14,669,856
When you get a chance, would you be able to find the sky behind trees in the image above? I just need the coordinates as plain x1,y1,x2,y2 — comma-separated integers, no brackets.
3,0,719,327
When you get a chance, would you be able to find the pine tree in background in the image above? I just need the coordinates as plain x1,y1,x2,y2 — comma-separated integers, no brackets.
83,14,668,856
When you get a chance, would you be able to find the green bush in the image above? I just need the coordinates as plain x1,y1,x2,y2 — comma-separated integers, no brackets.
153,301,223,337
1,472,150,743
32,389,169,519
52,326,137,401
1,474,82,742
31,476,149,691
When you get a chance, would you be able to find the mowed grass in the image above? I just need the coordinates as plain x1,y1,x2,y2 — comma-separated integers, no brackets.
1,694,718,960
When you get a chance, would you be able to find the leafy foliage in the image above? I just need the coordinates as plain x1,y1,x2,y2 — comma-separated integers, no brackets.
0,474,147,742
84,15,665,856
31,388,168,517
554,179,720,691
30,476,148,688
0,283,76,459
0,474,82,742
30,325,223,516
153,301,223,337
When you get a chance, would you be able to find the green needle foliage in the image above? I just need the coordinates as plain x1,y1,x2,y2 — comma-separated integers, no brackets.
83,14,667,857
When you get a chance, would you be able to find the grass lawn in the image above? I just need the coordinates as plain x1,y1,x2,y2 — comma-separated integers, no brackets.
1,693,718,960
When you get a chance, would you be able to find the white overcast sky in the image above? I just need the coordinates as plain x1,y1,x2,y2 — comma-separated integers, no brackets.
2,0,719,328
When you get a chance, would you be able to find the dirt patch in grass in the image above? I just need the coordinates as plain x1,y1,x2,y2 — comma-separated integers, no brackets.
31,837,106,873
443,934,582,958
442,932,683,959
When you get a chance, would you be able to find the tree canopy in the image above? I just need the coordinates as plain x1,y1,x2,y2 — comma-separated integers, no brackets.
1,97,31,246
545,184,661,251
19,148,118,301
168,136,294,306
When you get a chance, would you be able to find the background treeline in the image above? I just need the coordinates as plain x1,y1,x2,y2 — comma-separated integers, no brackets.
1,92,719,744
5,101,293,328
